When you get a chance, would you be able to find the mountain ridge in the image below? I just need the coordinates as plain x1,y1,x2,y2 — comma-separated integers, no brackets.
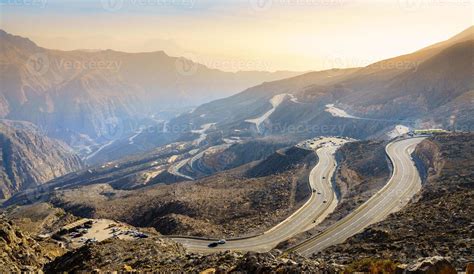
0,29,303,144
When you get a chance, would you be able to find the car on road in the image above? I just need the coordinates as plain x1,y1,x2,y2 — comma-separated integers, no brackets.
208,242,219,248
217,239,226,244
323,200,327,203
322,176,326,179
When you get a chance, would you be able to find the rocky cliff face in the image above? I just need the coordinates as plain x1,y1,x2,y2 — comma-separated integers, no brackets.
0,120,84,199
0,214,55,272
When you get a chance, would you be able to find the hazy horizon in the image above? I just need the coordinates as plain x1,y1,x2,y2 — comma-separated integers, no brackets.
1,0,472,72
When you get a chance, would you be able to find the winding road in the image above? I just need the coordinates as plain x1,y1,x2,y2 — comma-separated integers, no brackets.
170,137,425,255
172,138,347,252
291,137,426,256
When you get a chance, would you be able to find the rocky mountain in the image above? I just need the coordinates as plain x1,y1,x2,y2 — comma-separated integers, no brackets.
337,39,474,127
0,120,83,199
171,26,473,141
0,213,65,272
0,29,301,143
46,146,315,238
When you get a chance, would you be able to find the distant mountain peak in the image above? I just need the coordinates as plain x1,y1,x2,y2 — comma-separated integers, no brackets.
0,29,39,50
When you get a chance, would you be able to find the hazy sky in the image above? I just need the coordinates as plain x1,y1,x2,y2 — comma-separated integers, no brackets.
1,0,472,71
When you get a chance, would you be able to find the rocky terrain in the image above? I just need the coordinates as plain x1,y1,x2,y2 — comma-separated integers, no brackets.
313,133,474,270
0,120,83,199
33,146,317,238
1,210,463,273
180,137,295,179
44,237,332,273
0,213,65,272
330,140,391,221
2,202,78,235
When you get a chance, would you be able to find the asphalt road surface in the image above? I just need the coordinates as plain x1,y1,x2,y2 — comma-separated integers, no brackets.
292,137,426,256
172,138,346,252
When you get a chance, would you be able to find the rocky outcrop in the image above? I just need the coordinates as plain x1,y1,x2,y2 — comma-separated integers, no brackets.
0,120,84,199
45,238,333,273
186,138,294,179
44,237,186,272
246,146,316,178
398,256,457,274
0,214,53,271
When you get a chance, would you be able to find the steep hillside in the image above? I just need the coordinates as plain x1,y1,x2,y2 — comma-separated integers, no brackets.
0,214,64,272
339,40,474,127
171,27,473,142
171,68,359,132
29,145,317,238
178,137,295,179
0,120,83,199
314,133,474,270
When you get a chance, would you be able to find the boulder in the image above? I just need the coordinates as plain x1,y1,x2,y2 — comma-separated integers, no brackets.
403,256,456,274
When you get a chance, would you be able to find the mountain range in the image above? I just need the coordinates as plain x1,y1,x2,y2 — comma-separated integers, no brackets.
0,29,302,143
0,24,472,272
172,26,473,141
0,26,472,196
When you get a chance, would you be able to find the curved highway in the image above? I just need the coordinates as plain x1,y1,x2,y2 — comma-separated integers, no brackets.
172,138,347,252
291,137,426,256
